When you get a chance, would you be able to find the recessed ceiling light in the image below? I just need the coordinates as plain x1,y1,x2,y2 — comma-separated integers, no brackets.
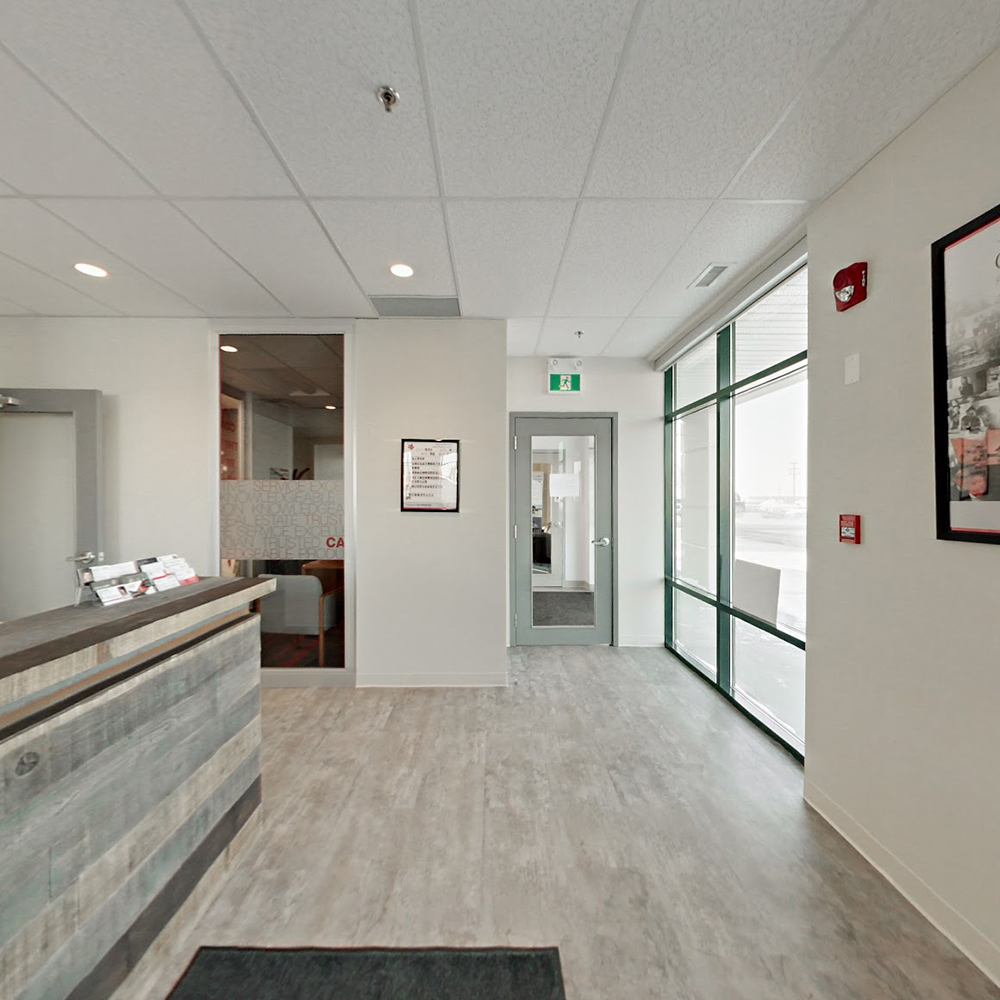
389,263,414,278
220,345,238,353
74,262,108,278
325,404,338,410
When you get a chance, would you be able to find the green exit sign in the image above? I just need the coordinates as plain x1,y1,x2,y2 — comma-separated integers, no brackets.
549,373,581,393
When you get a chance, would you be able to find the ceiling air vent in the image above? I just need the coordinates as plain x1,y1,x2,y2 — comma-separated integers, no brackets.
370,296,461,317
690,263,731,289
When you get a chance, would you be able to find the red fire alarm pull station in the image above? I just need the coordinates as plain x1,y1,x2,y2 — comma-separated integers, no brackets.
833,262,868,311
839,514,862,544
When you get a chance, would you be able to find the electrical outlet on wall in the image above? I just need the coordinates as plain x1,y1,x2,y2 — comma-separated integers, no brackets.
845,353,861,385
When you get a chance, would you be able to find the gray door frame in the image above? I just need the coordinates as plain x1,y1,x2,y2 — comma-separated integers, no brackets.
1,388,104,561
509,411,618,646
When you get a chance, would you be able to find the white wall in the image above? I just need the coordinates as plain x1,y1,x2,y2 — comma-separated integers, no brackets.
806,47,1000,983
0,318,218,576
353,318,508,686
251,412,293,478
508,357,665,645
314,443,344,480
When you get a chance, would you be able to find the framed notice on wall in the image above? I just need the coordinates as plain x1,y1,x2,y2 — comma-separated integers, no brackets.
401,439,460,512
932,200,1000,542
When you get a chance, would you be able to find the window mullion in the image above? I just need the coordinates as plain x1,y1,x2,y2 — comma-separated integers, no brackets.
664,371,674,648
716,325,732,694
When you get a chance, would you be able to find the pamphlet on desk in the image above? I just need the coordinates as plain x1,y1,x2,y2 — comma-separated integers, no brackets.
82,554,199,607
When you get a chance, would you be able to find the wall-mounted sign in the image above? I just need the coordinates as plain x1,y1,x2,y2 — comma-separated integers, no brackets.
401,439,460,512
549,373,582,393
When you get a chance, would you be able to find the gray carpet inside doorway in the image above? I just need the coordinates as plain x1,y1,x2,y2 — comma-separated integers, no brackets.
532,591,595,626
165,947,566,999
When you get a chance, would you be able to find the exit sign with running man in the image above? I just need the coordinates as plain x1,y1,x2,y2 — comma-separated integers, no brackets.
549,373,581,393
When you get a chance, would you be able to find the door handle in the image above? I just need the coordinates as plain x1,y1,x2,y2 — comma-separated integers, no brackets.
592,537,611,547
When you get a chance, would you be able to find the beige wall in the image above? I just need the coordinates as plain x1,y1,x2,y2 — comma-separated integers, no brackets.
0,318,218,576
508,357,665,645
805,47,1000,982
353,318,508,686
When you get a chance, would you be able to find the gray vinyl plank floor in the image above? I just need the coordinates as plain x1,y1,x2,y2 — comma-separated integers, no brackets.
132,647,1000,1000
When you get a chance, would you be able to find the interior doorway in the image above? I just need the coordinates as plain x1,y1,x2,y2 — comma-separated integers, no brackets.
217,334,347,674
510,413,616,645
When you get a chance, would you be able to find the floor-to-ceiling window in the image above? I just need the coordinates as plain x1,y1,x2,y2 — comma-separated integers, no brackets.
665,266,807,755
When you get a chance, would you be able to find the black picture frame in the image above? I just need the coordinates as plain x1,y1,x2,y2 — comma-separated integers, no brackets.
931,200,1000,543
400,439,461,513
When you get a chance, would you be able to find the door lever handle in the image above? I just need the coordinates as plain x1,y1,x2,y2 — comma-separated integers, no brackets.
592,537,611,547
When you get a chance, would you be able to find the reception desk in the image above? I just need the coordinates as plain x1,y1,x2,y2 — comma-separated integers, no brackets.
0,576,275,1000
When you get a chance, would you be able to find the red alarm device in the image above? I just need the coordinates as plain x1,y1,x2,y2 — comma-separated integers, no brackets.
833,262,868,311
839,514,862,544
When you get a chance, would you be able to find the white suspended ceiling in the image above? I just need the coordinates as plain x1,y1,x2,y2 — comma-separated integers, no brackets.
0,0,997,358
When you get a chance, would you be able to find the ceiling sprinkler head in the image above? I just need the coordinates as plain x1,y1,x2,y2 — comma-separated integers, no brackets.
575,330,584,339
377,86,400,113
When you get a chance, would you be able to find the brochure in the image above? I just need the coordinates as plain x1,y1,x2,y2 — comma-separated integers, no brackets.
94,584,132,606
157,554,199,585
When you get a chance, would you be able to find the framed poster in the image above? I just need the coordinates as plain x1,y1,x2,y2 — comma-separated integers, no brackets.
932,201,1000,542
401,439,460,512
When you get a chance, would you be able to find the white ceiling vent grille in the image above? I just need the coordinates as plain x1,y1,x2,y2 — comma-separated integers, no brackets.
370,296,461,317
690,263,731,289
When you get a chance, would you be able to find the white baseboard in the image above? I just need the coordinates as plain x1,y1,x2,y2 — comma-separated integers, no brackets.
805,780,1000,987
261,667,356,688
619,634,666,647
357,671,509,688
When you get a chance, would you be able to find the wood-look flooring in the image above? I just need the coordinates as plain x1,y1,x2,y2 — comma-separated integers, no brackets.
130,646,1000,999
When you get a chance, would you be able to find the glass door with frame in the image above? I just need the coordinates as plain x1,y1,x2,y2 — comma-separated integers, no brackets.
512,415,614,645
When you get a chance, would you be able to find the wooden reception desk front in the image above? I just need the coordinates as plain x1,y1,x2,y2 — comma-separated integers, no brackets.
0,576,276,1000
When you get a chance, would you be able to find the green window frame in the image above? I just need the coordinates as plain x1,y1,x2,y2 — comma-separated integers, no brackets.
664,267,807,759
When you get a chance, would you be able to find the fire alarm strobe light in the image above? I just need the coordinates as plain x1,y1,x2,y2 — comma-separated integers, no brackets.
833,262,868,312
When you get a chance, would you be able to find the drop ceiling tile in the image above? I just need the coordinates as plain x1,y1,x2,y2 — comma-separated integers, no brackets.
0,50,151,196
632,201,809,318
217,340,289,371
219,369,284,397
0,296,34,315
184,0,439,198
42,199,289,316
318,335,344,359
0,0,293,196
178,200,375,318
0,255,122,315
249,367,318,397
251,335,344,371
447,200,575,317
313,200,454,296
306,369,344,395
419,0,637,196
506,318,543,356
549,200,709,317
729,0,1000,201
537,317,623,357
0,200,201,315
587,0,867,199
602,317,682,358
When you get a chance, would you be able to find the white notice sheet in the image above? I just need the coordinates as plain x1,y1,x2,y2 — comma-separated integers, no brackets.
401,439,460,511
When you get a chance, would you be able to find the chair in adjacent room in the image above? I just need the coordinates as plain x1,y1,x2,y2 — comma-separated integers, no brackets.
257,573,342,667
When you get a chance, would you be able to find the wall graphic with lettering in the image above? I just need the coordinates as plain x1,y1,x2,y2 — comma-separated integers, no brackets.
220,480,346,558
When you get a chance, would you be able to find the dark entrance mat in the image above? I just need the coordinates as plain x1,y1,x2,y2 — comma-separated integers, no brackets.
532,591,595,627
166,946,566,1000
